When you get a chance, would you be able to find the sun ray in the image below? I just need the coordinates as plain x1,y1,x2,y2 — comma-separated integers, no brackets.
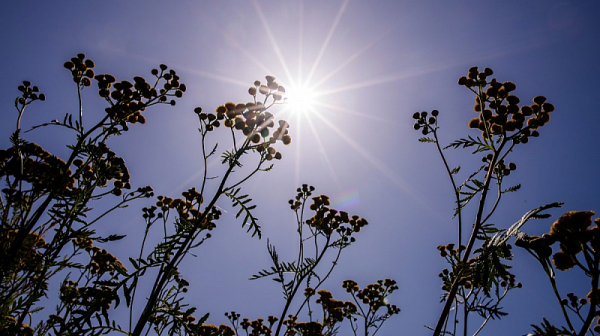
176,66,249,87
302,111,341,188
253,0,296,86
314,101,398,125
297,0,304,84
305,0,350,85
311,28,392,91
310,110,410,191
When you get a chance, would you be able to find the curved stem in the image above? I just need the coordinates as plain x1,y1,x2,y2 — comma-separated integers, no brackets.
432,127,463,254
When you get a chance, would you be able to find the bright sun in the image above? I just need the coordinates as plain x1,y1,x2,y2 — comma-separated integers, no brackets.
284,84,318,114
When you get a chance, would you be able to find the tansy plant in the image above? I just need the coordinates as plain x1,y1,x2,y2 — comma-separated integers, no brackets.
0,54,397,336
413,66,569,336
0,54,294,335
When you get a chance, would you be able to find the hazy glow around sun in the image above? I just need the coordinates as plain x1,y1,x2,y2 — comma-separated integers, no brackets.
284,84,318,114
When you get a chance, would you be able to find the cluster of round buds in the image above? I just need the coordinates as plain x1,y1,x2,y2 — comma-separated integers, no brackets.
0,230,46,273
342,279,359,293
0,143,75,194
498,273,520,289
59,282,117,312
306,195,367,239
288,184,315,211
560,292,588,309
224,311,241,322
191,323,235,336
282,314,298,329
206,101,291,145
72,237,93,250
459,67,555,142
355,281,400,315
544,211,599,271
436,243,466,258
63,53,95,87
72,150,130,196
142,205,158,219
172,272,190,293
412,110,439,135
89,248,125,276
239,318,271,336
291,321,324,335
151,64,186,100
316,290,357,323
480,155,517,176
491,158,517,177
16,80,46,106
250,75,286,102
155,190,216,230
0,317,34,336
288,184,315,210
304,286,316,297
516,211,600,271
93,61,183,130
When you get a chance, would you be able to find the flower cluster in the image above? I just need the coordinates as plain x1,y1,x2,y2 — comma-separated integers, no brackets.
0,315,34,336
195,76,291,161
412,110,439,135
72,145,130,195
517,211,599,272
88,248,126,276
250,75,286,102
438,243,521,291
315,289,357,325
59,280,118,313
0,230,46,274
458,67,555,142
16,80,45,106
0,143,74,195
93,60,184,130
155,187,219,229
186,323,235,336
239,317,272,336
306,195,368,238
288,184,316,210
355,280,399,314
63,53,95,87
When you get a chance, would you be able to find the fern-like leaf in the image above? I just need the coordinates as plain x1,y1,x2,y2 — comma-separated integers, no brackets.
224,187,261,238
418,137,436,143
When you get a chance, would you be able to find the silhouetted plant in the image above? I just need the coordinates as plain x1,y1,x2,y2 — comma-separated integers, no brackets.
412,66,600,336
0,54,395,336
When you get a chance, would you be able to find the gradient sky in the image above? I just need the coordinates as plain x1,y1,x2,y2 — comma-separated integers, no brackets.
2,1,600,335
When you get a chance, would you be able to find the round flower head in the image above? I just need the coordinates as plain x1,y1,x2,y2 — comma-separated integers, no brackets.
552,251,576,271
468,118,480,128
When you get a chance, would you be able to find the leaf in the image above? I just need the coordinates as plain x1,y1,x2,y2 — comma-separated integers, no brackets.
450,166,461,175
223,187,261,238
444,135,491,153
502,184,521,194
96,234,126,243
197,313,210,325
129,257,139,270
418,137,436,143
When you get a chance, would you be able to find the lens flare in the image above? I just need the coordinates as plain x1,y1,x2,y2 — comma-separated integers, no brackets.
285,84,317,114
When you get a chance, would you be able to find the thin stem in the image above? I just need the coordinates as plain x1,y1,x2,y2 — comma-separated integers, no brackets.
432,127,463,254
433,138,507,336
274,236,331,336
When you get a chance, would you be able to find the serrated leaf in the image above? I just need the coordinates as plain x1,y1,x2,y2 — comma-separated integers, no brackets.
418,137,436,143
502,184,521,194
223,188,261,238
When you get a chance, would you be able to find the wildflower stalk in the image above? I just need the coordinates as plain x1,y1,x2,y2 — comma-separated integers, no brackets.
131,148,241,336
432,138,506,336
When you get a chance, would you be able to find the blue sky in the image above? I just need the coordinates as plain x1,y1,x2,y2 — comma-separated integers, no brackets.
2,0,599,334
